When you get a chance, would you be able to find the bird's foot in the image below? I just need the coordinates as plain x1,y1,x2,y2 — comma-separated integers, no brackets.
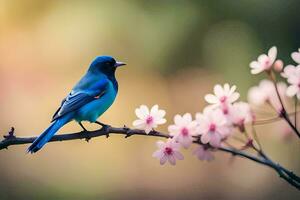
123,125,133,138
95,121,108,127
96,121,111,138
78,122,88,132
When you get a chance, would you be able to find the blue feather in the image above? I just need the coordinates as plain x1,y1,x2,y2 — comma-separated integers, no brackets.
27,56,125,153
27,114,72,153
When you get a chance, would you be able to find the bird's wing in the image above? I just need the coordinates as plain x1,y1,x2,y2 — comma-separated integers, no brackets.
51,79,109,121
52,97,66,121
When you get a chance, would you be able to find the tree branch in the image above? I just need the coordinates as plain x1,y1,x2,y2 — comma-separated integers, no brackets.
0,126,168,150
269,71,300,139
1,126,299,190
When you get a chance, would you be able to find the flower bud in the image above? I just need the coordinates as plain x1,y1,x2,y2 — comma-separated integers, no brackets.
273,60,284,72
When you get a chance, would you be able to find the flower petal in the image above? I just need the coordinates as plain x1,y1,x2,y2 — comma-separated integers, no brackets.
258,54,268,64
144,126,153,134
155,118,167,125
174,114,183,125
204,94,219,104
150,105,159,115
210,134,221,147
251,68,264,74
160,155,168,165
228,92,240,103
281,65,296,78
154,110,166,118
168,155,176,165
214,84,224,97
183,113,192,123
135,105,149,118
152,150,163,158
291,52,300,64
228,85,236,95
174,151,184,160
286,85,299,97
224,83,230,92
179,137,193,148
249,61,260,69
156,140,165,149
132,119,145,128
201,133,211,144
268,46,277,63
168,125,179,135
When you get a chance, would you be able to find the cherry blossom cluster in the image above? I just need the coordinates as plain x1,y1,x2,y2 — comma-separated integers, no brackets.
132,85,253,165
132,46,300,165
281,49,300,99
249,47,300,101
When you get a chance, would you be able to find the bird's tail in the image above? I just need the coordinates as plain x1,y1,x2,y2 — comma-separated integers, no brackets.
27,117,70,153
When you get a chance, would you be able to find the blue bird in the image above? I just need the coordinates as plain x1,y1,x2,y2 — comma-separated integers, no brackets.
27,56,126,153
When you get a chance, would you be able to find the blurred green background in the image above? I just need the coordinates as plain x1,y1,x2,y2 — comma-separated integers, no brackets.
1,0,300,199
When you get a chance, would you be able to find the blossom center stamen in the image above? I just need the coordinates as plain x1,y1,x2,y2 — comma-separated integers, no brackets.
264,58,270,67
220,96,227,103
146,116,153,125
209,123,216,132
164,147,173,155
222,106,229,115
181,127,189,136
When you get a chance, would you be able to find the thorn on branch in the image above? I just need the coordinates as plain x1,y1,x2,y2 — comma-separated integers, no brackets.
85,136,91,142
123,125,133,138
3,127,16,140
125,132,132,138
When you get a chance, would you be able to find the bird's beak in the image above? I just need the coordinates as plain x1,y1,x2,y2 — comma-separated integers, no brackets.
114,61,126,67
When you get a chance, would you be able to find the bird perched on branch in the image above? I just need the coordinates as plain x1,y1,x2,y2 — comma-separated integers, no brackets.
27,56,126,153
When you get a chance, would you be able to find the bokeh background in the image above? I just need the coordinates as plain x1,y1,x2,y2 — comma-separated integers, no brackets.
1,0,300,199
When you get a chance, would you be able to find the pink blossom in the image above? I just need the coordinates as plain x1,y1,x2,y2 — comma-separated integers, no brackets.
196,107,231,147
152,139,184,165
133,105,166,133
193,146,214,161
291,48,300,64
281,65,300,99
248,80,288,112
168,113,198,148
250,46,277,74
204,83,240,110
281,65,297,79
229,102,254,129
247,80,272,106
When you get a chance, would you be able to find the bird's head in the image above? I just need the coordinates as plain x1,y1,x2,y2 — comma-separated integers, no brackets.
88,56,126,76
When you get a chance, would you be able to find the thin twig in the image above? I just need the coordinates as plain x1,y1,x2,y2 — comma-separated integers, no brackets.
253,110,300,125
268,71,300,138
250,125,263,151
0,126,299,190
295,98,298,129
